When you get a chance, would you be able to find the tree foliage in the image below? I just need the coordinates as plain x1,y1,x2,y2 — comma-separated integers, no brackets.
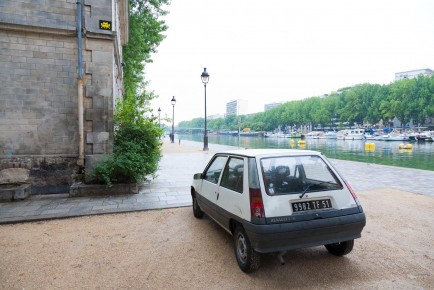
86,0,169,186
122,0,169,99
178,75,434,131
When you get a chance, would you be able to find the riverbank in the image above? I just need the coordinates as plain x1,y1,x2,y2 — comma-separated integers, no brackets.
175,134,434,171
162,138,434,197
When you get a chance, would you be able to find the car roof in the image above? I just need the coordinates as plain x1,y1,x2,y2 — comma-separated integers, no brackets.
214,148,322,158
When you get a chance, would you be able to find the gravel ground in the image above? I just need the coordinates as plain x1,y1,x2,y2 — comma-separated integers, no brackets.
1,187,433,289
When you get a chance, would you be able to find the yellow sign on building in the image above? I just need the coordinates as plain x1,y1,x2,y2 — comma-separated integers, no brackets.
99,20,111,30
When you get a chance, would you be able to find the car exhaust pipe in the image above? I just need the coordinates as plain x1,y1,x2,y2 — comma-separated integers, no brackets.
276,251,286,265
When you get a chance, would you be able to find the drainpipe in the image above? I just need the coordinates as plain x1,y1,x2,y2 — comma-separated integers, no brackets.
77,0,84,167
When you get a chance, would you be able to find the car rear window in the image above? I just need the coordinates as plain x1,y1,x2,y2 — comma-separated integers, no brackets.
260,155,342,195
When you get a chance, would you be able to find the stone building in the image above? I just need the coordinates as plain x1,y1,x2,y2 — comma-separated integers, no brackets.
0,0,129,194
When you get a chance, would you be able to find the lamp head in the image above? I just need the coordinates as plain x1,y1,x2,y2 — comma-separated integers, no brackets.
171,96,176,105
201,67,210,84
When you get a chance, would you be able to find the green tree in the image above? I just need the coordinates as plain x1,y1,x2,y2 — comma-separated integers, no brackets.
86,0,170,186
386,79,414,127
123,0,169,99
178,75,434,132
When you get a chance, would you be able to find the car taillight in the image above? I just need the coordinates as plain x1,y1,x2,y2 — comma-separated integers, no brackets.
344,181,360,206
249,188,265,218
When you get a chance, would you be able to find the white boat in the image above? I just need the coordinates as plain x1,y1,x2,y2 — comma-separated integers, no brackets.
287,131,302,138
374,129,410,141
306,131,324,139
276,132,290,138
266,131,302,138
322,131,337,139
364,133,378,140
337,129,365,140
264,132,275,138
374,133,409,141
409,131,434,142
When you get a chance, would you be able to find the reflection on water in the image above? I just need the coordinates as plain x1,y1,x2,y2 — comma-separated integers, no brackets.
177,134,434,171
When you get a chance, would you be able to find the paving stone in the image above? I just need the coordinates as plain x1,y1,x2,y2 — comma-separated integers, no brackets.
1,144,433,224
92,204,119,211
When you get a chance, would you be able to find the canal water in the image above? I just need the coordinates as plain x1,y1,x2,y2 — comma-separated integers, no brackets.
177,134,434,171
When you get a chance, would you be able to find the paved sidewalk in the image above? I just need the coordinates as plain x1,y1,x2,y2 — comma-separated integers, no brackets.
1,139,433,224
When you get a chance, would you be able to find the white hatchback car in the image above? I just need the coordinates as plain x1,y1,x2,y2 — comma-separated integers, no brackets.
191,149,366,273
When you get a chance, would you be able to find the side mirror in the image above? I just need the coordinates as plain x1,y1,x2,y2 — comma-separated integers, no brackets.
193,173,203,180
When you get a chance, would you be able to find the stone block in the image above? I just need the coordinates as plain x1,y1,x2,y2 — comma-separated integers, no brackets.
95,88,111,98
0,168,30,184
92,143,106,154
92,95,105,108
92,121,106,132
86,38,112,52
0,184,31,201
86,132,109,144
85,154,105,172
85,109,108,122
91,51,112,64
31,184,70,195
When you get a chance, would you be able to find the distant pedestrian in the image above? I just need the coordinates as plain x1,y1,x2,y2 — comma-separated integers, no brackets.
179,138,181,145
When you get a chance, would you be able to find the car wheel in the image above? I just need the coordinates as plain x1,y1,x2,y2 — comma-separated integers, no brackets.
192,194,204,219
234,226,260,273
325,240,354,256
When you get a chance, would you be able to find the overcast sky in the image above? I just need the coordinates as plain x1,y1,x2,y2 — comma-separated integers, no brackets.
146,0,434,124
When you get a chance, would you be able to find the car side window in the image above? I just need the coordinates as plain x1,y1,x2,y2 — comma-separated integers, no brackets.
220,157,244,193
204,156,227,184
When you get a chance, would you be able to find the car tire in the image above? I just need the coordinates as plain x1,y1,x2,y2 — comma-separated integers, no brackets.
325,240,354,256
234,225,260,273
192,194,204,219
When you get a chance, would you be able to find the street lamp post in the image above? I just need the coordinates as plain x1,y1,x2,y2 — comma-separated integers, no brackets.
171,96,176,143
201,68,210,151
157,107,161,139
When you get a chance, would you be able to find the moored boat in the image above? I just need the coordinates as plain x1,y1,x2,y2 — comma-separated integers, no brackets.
374,133,409,141
322,131,337,139
409,131,433,142
337,129,365,140
306,131,324,139
239,131,265,137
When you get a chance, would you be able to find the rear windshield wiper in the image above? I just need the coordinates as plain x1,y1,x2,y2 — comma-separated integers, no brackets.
299,181,335,199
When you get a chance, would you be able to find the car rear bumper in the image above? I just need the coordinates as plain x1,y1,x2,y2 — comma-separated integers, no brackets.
242,212,366,253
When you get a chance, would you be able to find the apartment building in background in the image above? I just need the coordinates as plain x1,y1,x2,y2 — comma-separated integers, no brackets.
264,102,282,111
226,99,248,116
395,68,433,81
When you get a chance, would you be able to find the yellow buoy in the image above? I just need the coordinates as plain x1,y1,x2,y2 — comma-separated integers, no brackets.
365,142,375,151
364,143,370,151
298,140,306,146
399,143,412,150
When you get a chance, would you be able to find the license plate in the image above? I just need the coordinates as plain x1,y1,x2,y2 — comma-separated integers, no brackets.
292,199,332,212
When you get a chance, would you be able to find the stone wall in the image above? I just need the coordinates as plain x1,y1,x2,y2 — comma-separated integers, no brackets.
0,0,77,31
0,30,80,156
0,0,128,194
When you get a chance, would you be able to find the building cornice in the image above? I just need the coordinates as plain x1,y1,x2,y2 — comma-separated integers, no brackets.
0,22,76,36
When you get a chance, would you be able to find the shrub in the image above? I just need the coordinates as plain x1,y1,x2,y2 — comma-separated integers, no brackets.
86,119,162,186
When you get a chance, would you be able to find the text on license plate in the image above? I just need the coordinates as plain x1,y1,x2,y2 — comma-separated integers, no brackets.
292,199,332,212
